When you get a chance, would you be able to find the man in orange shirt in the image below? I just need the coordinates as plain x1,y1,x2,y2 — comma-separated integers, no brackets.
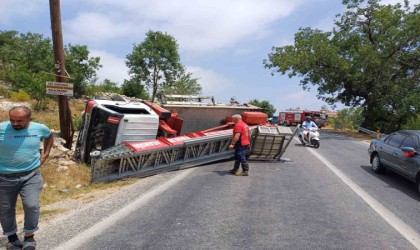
228,114,250,176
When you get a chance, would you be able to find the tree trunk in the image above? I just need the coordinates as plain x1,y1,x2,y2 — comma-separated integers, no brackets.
361,103,376,131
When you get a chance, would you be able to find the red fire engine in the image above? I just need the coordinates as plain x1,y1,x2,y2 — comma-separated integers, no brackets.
278,110,328,127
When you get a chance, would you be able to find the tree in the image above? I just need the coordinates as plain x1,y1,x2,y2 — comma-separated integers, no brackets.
331,107,363,130
0,32,54,110
100,79,121,93
85,79,122,97
264,0,420,133
126,30,182,103
121,78,149,100
64,44,101,97
248,99,276,117
0,30,21,73
160,66,202,99
0,31,102,104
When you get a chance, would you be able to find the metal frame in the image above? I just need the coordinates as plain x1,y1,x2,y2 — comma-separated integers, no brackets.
90,125,296,183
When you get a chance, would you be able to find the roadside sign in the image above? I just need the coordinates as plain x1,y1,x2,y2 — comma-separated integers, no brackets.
46,82,73,96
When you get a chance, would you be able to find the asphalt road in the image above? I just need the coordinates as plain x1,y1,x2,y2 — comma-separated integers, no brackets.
30,130,420,249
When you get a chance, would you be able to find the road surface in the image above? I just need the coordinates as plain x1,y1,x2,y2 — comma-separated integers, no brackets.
10,130,420,249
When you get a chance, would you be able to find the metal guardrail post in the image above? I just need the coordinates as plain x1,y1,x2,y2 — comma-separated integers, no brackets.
358,126,386,138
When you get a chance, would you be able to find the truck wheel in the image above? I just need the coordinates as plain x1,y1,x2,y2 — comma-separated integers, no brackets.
283,121,288,126
372,154,385,174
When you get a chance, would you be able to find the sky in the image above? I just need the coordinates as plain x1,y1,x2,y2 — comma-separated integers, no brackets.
1,0,418,113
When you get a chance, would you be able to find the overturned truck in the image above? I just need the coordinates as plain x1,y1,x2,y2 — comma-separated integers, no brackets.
74,96,297,182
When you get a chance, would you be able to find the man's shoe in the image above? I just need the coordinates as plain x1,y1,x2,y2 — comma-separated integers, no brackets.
235,171,248,176
6,240,23,250
22,237,36,250
227,169,237,174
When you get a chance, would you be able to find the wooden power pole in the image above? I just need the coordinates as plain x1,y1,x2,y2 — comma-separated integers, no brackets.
49,0,73,149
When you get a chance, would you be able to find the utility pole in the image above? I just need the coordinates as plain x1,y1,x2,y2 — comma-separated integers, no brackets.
49,0,73,149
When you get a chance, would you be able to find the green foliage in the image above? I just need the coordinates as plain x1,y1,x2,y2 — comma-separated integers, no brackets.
31,99,49,111
0,85,9,97
64,44,102,97
331,107,363,130
72,114,83,131
248,99,276,117
121,79,149,99
85,79,122,97
0,31,102,103
160,66,202,100
126,30,182,103
264,0,420,134
0,32,55,108
402,115,420,130
10,90,30,101
100,79,121,93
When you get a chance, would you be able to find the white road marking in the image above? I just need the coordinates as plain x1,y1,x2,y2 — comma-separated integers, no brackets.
306,144,420,249
350,140,371,146
52,168,196,250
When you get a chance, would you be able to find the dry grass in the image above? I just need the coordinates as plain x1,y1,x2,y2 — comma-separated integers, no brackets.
15,160,137,217
323,126,375,141
39,160,137,206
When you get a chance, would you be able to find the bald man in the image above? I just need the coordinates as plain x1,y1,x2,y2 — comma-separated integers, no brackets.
0,106,53,250
228,114,250,176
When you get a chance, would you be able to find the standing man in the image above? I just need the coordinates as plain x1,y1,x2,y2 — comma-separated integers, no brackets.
228,114,250,176
0,106,53,250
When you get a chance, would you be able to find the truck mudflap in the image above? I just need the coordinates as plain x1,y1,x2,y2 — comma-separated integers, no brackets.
90,125,297,183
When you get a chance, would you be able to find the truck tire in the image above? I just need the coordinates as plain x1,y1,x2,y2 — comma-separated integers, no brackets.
283,121,288,126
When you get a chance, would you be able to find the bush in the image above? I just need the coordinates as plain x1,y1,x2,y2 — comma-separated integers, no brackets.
72,114,83,131
403,115,420,130
10,90,31,101
333,107,363,131
31,99,50,111
0,85,9,98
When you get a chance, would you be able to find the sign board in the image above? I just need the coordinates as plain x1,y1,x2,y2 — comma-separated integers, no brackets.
46,82,73,96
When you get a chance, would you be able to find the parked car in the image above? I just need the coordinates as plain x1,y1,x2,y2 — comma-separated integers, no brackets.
368,130,420,194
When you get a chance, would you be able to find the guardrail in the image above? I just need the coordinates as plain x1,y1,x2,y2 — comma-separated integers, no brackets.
357,127,387,138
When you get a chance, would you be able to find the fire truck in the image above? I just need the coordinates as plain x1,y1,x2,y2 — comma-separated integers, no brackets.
278,110,328,127
74,95,297,182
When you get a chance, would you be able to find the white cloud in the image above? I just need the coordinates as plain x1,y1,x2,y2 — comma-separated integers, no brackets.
90,50,129,85
381,0,420,6
64,13,135,45
187,66,234,97
0,0,44,24
283,90,309,101
65,0,307,53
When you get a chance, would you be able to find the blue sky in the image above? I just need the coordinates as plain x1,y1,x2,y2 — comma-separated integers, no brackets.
1,0,417,113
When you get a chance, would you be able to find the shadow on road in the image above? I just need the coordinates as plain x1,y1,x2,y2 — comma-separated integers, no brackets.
318,131,359,141
359,165,419,201
213,170,235,176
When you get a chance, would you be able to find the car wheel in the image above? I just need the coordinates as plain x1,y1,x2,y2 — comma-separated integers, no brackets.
372,154,385,174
